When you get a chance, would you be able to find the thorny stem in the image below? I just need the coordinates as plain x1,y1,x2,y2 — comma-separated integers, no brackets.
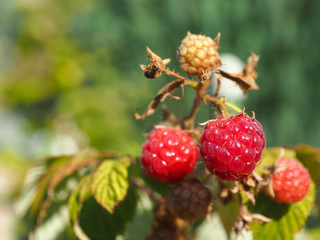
159,66,188,82
158,66,232,126
185,83,204,121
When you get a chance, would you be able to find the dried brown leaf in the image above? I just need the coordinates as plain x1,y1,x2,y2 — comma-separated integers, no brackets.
140,46,171,78
135,79,184,120
35,149,100,225
216,52,260,93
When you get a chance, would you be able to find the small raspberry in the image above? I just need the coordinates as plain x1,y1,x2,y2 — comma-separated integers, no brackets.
141,128,199,184
167,178,212,221
178,32,222,76
200,114,266,181
272,157,310,204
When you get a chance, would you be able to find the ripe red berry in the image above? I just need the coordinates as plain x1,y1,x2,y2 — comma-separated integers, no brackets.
272,157,310,204
167,178,212,221
141,128,199,183
200,114,266,181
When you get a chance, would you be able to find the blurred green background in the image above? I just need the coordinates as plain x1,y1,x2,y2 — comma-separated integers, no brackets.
0,0,320,238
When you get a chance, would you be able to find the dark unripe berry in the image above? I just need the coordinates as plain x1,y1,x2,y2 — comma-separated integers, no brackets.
167,178,212,221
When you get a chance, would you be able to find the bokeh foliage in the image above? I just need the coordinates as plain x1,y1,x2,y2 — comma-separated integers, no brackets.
1,0,320,157
0,0,320,239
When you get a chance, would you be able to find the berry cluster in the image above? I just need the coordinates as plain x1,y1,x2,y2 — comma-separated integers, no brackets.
141,128,199,183
200,114,266,181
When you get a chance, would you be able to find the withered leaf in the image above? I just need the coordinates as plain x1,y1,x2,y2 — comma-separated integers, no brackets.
216,52,259,94
35,149,100,225
139,46,171,78
135,79,184,120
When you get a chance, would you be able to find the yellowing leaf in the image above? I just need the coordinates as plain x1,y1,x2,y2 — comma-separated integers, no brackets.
90,157,131,213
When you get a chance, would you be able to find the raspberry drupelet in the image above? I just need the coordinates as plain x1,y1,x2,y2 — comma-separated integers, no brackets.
141,128,199,184
200,114,266,181
272,157,310,204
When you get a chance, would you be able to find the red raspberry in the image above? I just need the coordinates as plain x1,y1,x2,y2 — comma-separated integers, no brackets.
167,178,212,221
200,114,266,181
141,128,199,183
272,157,310,204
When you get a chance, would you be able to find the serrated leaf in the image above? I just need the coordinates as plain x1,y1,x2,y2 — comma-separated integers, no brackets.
91,157,131,213
68,175,92,226
295,144,320,185
250,179,315,240
216,195,241,238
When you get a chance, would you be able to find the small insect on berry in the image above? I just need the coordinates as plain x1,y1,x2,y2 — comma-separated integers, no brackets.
272,157,311,204
200,114,266,181
141,128,199,184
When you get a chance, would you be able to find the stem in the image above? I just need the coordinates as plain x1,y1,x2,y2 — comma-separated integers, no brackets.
181,80,205,129
159,66,188,81
204,95,230,118
202,173,212,183
214,79,221,96
132,178,159,202
225,101,243,113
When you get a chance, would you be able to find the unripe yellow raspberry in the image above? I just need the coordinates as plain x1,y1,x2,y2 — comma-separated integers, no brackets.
178,32,222,76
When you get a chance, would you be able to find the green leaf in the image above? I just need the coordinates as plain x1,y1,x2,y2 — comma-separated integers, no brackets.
68,174,92,226
295,144,320,185
216,194,241,238
79,186,138,240
90,156,131,213
250,179,315,240
256,147,296,175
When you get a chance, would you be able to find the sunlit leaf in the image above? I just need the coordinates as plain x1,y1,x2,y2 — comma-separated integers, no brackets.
90,156,131,213
250,179,315,240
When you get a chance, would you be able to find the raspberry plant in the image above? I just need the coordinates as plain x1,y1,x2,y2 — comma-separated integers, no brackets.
17,32,319,240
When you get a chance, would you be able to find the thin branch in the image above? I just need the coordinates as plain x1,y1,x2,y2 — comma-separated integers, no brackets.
132,178,160,202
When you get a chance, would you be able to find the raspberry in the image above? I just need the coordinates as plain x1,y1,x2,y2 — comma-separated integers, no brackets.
200,114,266,181
141,128,199,184
272,157,310,204
178,32,222,76
167,178,212,221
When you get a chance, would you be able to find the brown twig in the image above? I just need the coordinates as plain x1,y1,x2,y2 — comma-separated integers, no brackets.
132,178,160,202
